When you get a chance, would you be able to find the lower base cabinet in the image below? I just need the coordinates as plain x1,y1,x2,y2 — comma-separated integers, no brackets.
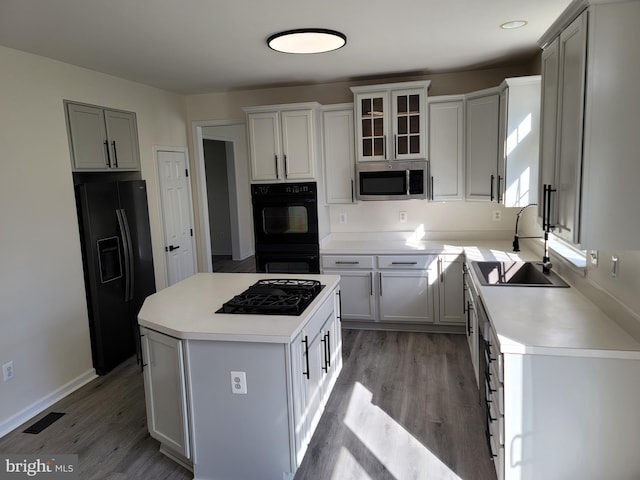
140,286,342,480
322,253,464,328
139,327,191,463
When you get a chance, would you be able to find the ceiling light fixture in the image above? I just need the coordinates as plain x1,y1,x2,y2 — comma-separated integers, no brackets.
500,20,528,29
267,28,347,54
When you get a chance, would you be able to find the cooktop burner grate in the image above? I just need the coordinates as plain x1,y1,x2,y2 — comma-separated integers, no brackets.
217,279,324,315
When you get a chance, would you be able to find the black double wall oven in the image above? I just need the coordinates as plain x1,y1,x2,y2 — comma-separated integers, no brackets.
251,182,320,274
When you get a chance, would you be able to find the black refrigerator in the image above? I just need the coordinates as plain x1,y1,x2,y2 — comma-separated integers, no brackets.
75,180,156,375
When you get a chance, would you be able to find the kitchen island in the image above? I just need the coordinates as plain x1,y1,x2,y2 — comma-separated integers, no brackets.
138,273,342,480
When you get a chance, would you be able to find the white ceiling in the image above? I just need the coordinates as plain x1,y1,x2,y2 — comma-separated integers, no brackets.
0,0,572,94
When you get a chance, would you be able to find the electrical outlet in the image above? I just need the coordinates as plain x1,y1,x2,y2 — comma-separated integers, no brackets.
492,210,502,222
3,361,14,382
399,211,408,223
339,213,347,224
230,371,247,394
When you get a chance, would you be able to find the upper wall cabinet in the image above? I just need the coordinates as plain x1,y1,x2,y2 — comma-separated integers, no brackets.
539,0,640,249
428,95,465,201
463,77,541,206
350,81,430,162
499,76,541,208
322,104,355,204
465,88,500,201
66,101,140,172
244,103,321,183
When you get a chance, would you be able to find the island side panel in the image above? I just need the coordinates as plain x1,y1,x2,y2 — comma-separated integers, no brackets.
186,340,293,480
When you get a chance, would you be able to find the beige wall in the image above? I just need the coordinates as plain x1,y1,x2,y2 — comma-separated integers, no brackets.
186,63,538,122
0,46,188,434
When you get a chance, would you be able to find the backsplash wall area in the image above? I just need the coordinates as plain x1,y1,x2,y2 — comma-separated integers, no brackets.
328,201,533,239
328,201,640,341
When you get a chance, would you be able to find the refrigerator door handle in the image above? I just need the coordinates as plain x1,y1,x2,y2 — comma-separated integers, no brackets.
116,209,134,302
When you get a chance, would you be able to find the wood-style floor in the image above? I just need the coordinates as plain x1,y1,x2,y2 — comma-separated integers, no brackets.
0,330,496,480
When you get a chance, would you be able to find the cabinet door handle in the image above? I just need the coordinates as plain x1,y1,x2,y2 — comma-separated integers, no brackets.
274,154,279,179
111,140,119,168
490,174,495,201
391,261,418,265
335,261,360,265
284,154,288,178
497,175,502,203
104,140,111,167
302,336,310,379
336,290,342,322
326,331,331,368
379,272,383,296
439,257,444,283
431,175,435,200
383,135,387,160
351,179,355,203
369,272,373,296
321,335,328,373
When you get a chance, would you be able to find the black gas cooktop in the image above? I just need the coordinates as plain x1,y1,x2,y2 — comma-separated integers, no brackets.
217,279,324,316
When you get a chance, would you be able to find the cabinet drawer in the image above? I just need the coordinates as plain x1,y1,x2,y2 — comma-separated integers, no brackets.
377,255,435,269
322,255,374,269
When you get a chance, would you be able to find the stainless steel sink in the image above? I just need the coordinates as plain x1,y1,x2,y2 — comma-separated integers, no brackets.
471,261,569,287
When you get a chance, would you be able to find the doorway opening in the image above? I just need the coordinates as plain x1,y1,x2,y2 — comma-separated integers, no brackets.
193,121,255,273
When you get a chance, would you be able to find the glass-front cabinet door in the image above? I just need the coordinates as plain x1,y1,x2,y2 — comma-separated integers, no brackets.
351,81,430,163
355,92,388,161
392,89,426,159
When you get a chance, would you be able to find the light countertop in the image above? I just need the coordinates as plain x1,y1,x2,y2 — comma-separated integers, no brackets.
321,232,640,360
138,273,340,343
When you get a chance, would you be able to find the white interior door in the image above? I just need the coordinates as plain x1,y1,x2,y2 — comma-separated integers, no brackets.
157,148,197,285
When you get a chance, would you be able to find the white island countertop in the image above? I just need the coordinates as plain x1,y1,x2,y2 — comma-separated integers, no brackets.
321,232,640,360
138,273,340,343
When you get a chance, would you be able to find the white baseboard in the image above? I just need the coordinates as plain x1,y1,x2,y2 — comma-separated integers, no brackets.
0,368,97,438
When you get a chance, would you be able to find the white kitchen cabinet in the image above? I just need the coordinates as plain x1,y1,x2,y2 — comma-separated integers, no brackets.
498,76,541,207
321,255,376,322
428,96,465,201
66,101,140,171
290,290,342,466
539,1,640,249
540,11,587,244
322,253,463,329
245,103,320,182
322,104,355,204
437,254,465,325
379,269,434,323
351,81,430,162
463,263,480,388
139,327,191,463
465,88,500,201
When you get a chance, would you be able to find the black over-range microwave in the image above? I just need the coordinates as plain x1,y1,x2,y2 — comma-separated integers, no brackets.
356,161,429,201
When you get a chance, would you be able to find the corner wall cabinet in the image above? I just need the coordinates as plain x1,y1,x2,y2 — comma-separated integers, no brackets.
65,101,140,171
322,104,355,204
498,76,541,207
539,0,640,249
350,81,430,162
244,103,321,183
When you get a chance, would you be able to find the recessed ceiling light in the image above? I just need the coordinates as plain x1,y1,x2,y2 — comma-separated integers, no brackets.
500,20,528,29
267,28,347,54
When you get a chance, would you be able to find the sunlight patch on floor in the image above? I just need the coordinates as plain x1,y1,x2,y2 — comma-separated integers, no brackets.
339,381,462,480
330,446,373,480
